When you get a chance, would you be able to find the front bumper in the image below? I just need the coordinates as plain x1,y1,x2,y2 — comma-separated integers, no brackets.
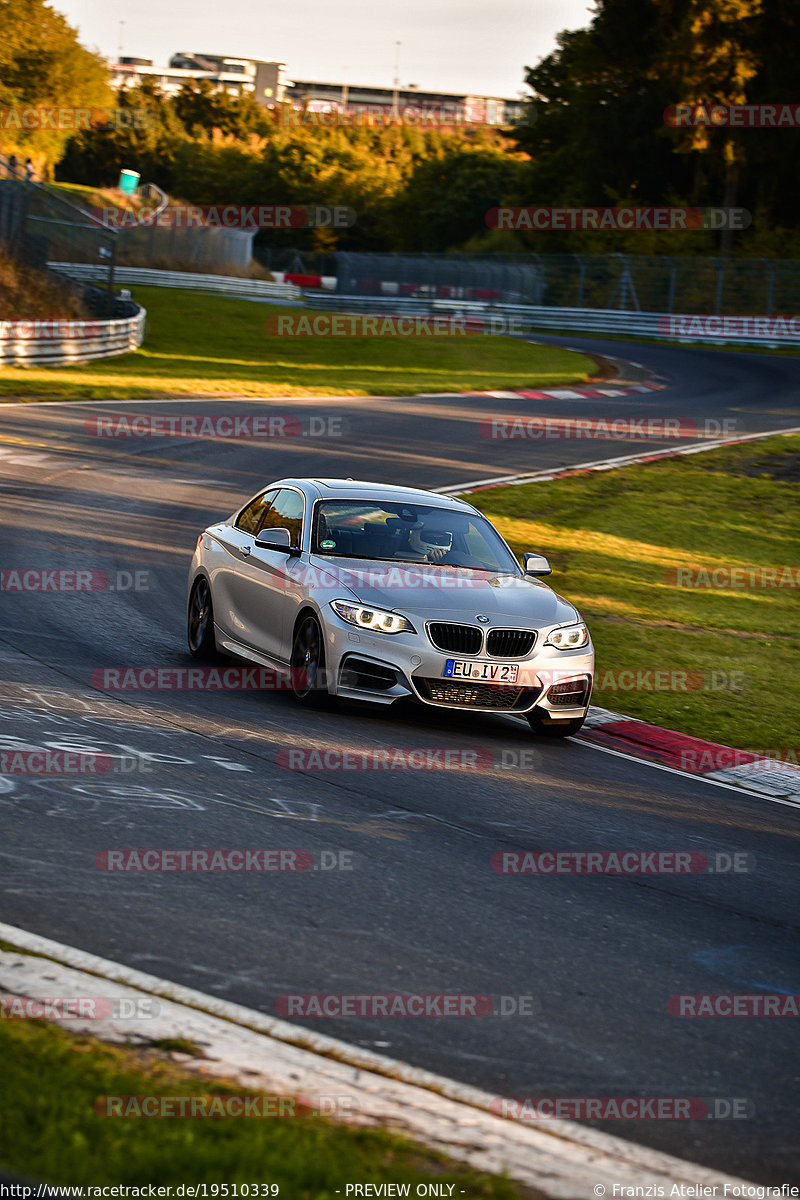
325,620,593,717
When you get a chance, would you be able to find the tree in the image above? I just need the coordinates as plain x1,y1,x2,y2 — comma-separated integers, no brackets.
656,0,763,249
387,136,528,251
511,3,688,208
0,0,110,173
173,80,272,140
57,81,187,190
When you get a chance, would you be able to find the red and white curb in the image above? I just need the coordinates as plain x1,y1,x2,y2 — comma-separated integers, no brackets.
437,424,800,495
581,707,800,805
0,924,758,1196
439,421,800,806
416,352,671,402
270,272,337,291
417,380,665,401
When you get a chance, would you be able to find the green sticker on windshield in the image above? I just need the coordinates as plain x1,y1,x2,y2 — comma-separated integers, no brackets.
321,539,336,549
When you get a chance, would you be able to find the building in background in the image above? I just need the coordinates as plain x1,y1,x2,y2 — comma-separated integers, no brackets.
287,79,526,124
111,54,289,107
111,53,526,123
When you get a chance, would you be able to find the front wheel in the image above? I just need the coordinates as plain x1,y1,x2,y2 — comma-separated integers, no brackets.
290,614,330,706
187,577,218,659
527,712,586,738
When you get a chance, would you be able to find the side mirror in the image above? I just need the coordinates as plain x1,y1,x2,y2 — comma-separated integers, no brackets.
523,552,552,577
255,527,292,549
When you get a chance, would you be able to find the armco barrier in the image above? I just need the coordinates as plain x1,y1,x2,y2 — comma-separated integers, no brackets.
303,292,800,348
0,308,146,367
48,263,302,302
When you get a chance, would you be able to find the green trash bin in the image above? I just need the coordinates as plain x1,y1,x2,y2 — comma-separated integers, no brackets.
118,169,140,195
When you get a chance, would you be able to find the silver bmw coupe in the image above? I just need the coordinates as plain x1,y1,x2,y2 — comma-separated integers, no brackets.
187,478,594,736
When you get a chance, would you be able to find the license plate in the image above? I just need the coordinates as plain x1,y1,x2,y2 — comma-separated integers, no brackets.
444,659,519,684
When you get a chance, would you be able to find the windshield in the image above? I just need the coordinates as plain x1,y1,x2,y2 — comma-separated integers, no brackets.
311,500,521,573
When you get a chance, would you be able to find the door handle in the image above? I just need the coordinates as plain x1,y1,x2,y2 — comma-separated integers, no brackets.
241,545,251,556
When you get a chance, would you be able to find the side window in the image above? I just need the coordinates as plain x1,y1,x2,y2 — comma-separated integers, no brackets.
258,488,304,547
235,490,277,535
464,518,505,568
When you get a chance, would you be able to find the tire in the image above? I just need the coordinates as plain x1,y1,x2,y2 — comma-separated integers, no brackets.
187,577,218,660
526,712,586,738
290,614,330,707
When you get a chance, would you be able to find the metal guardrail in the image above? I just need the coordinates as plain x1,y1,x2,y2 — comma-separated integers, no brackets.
0,308,146,367
49,263,302,301
0,170,119,311
332,250,800,315
303,292,799,348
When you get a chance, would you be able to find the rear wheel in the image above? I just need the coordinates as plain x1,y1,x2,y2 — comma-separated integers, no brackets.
187,577,217,659
527,712,585,738
291,614,330,706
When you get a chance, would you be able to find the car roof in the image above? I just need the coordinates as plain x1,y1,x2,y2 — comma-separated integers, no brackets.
273,478,475,511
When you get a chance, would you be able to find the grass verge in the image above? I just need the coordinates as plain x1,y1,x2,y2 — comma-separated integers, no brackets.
0,286,598,401
465,434,800,750
0,247,90,322
0,1018,521,1194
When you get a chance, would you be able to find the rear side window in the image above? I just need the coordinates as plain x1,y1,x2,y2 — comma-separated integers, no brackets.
236,490,277,535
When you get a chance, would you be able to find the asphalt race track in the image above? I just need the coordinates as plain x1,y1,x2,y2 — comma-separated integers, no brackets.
1,335,799,1183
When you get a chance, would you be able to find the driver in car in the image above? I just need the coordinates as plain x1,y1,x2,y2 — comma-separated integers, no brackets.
405,521,454,563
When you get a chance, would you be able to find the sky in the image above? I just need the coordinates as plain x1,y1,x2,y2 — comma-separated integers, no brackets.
52,0,594,98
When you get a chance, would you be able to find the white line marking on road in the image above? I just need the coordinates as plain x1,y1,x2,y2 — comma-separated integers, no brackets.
437,425,800,495
573,738,800,810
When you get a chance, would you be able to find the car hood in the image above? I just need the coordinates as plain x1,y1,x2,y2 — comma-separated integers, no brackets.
306,557,578,625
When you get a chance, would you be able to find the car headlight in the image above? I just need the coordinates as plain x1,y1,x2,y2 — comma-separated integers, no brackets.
330,600,415,635
544,622,590,650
